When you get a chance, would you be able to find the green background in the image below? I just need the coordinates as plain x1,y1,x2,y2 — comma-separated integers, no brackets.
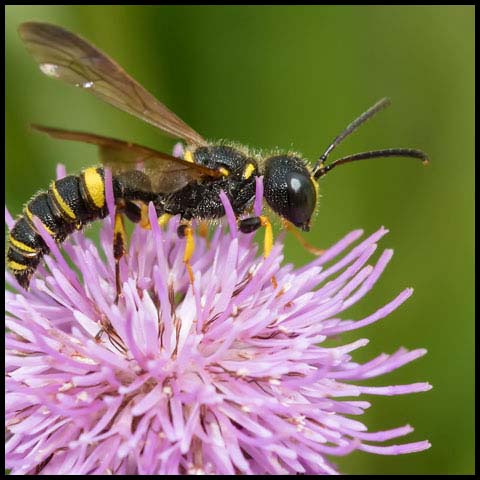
5,5,474,475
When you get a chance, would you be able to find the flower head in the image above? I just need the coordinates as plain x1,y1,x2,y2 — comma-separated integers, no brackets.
5,165,431,475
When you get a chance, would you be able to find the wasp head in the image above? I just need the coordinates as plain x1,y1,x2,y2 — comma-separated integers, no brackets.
263,155,317,231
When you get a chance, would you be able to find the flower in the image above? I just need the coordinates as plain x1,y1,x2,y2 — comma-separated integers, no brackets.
5,165,431,475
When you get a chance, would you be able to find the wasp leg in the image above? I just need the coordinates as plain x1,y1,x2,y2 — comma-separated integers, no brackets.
238,216,262,234
113,210,127,303
124,201,142,224
282,220,325,255
177,223,195,285
125,201,172,230
139,205,172,229
239,215,273,258
139,203,151,229
127,202,153,230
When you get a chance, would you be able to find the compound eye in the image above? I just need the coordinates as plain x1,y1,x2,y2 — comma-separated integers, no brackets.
286,172,316,230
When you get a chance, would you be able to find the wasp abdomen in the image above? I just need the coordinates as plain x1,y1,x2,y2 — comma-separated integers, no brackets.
7,167,108,289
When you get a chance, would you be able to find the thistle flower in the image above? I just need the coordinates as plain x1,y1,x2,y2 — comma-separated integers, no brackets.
5,165,431,475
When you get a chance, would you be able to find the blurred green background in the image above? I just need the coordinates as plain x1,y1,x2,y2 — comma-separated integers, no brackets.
5,5,474,475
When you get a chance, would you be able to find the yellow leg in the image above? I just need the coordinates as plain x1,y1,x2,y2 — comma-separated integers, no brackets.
138,205,171,230
259,216,278,289
178,224,195,285
259,216,273,258
138,203,151,229
283,220,325,256
113,211,127,302
238,215,274,258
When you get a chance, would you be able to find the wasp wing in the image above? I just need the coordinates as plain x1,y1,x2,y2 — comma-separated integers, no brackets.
19,22,207,147
32,125,221,193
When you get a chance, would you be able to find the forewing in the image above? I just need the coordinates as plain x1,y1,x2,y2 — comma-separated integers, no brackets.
19,22,207,147
32,125,221,193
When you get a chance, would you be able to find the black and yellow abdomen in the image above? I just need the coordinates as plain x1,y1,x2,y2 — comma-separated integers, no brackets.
7,167,107,289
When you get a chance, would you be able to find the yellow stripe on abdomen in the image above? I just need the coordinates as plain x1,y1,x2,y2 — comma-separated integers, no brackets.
9,234,38,254
7,260,30,271
24,206,56,235
83,167,105,209
51,182,76,220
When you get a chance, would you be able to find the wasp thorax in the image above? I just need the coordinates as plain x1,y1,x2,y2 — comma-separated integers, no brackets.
263,155,316,231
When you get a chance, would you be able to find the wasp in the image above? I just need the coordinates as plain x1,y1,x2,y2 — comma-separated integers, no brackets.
7,22,429,297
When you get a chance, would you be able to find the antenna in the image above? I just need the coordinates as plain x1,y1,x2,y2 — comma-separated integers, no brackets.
313,148,429,179
311,98,429,180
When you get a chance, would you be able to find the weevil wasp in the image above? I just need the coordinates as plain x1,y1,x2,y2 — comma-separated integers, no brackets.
7,22,429,297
